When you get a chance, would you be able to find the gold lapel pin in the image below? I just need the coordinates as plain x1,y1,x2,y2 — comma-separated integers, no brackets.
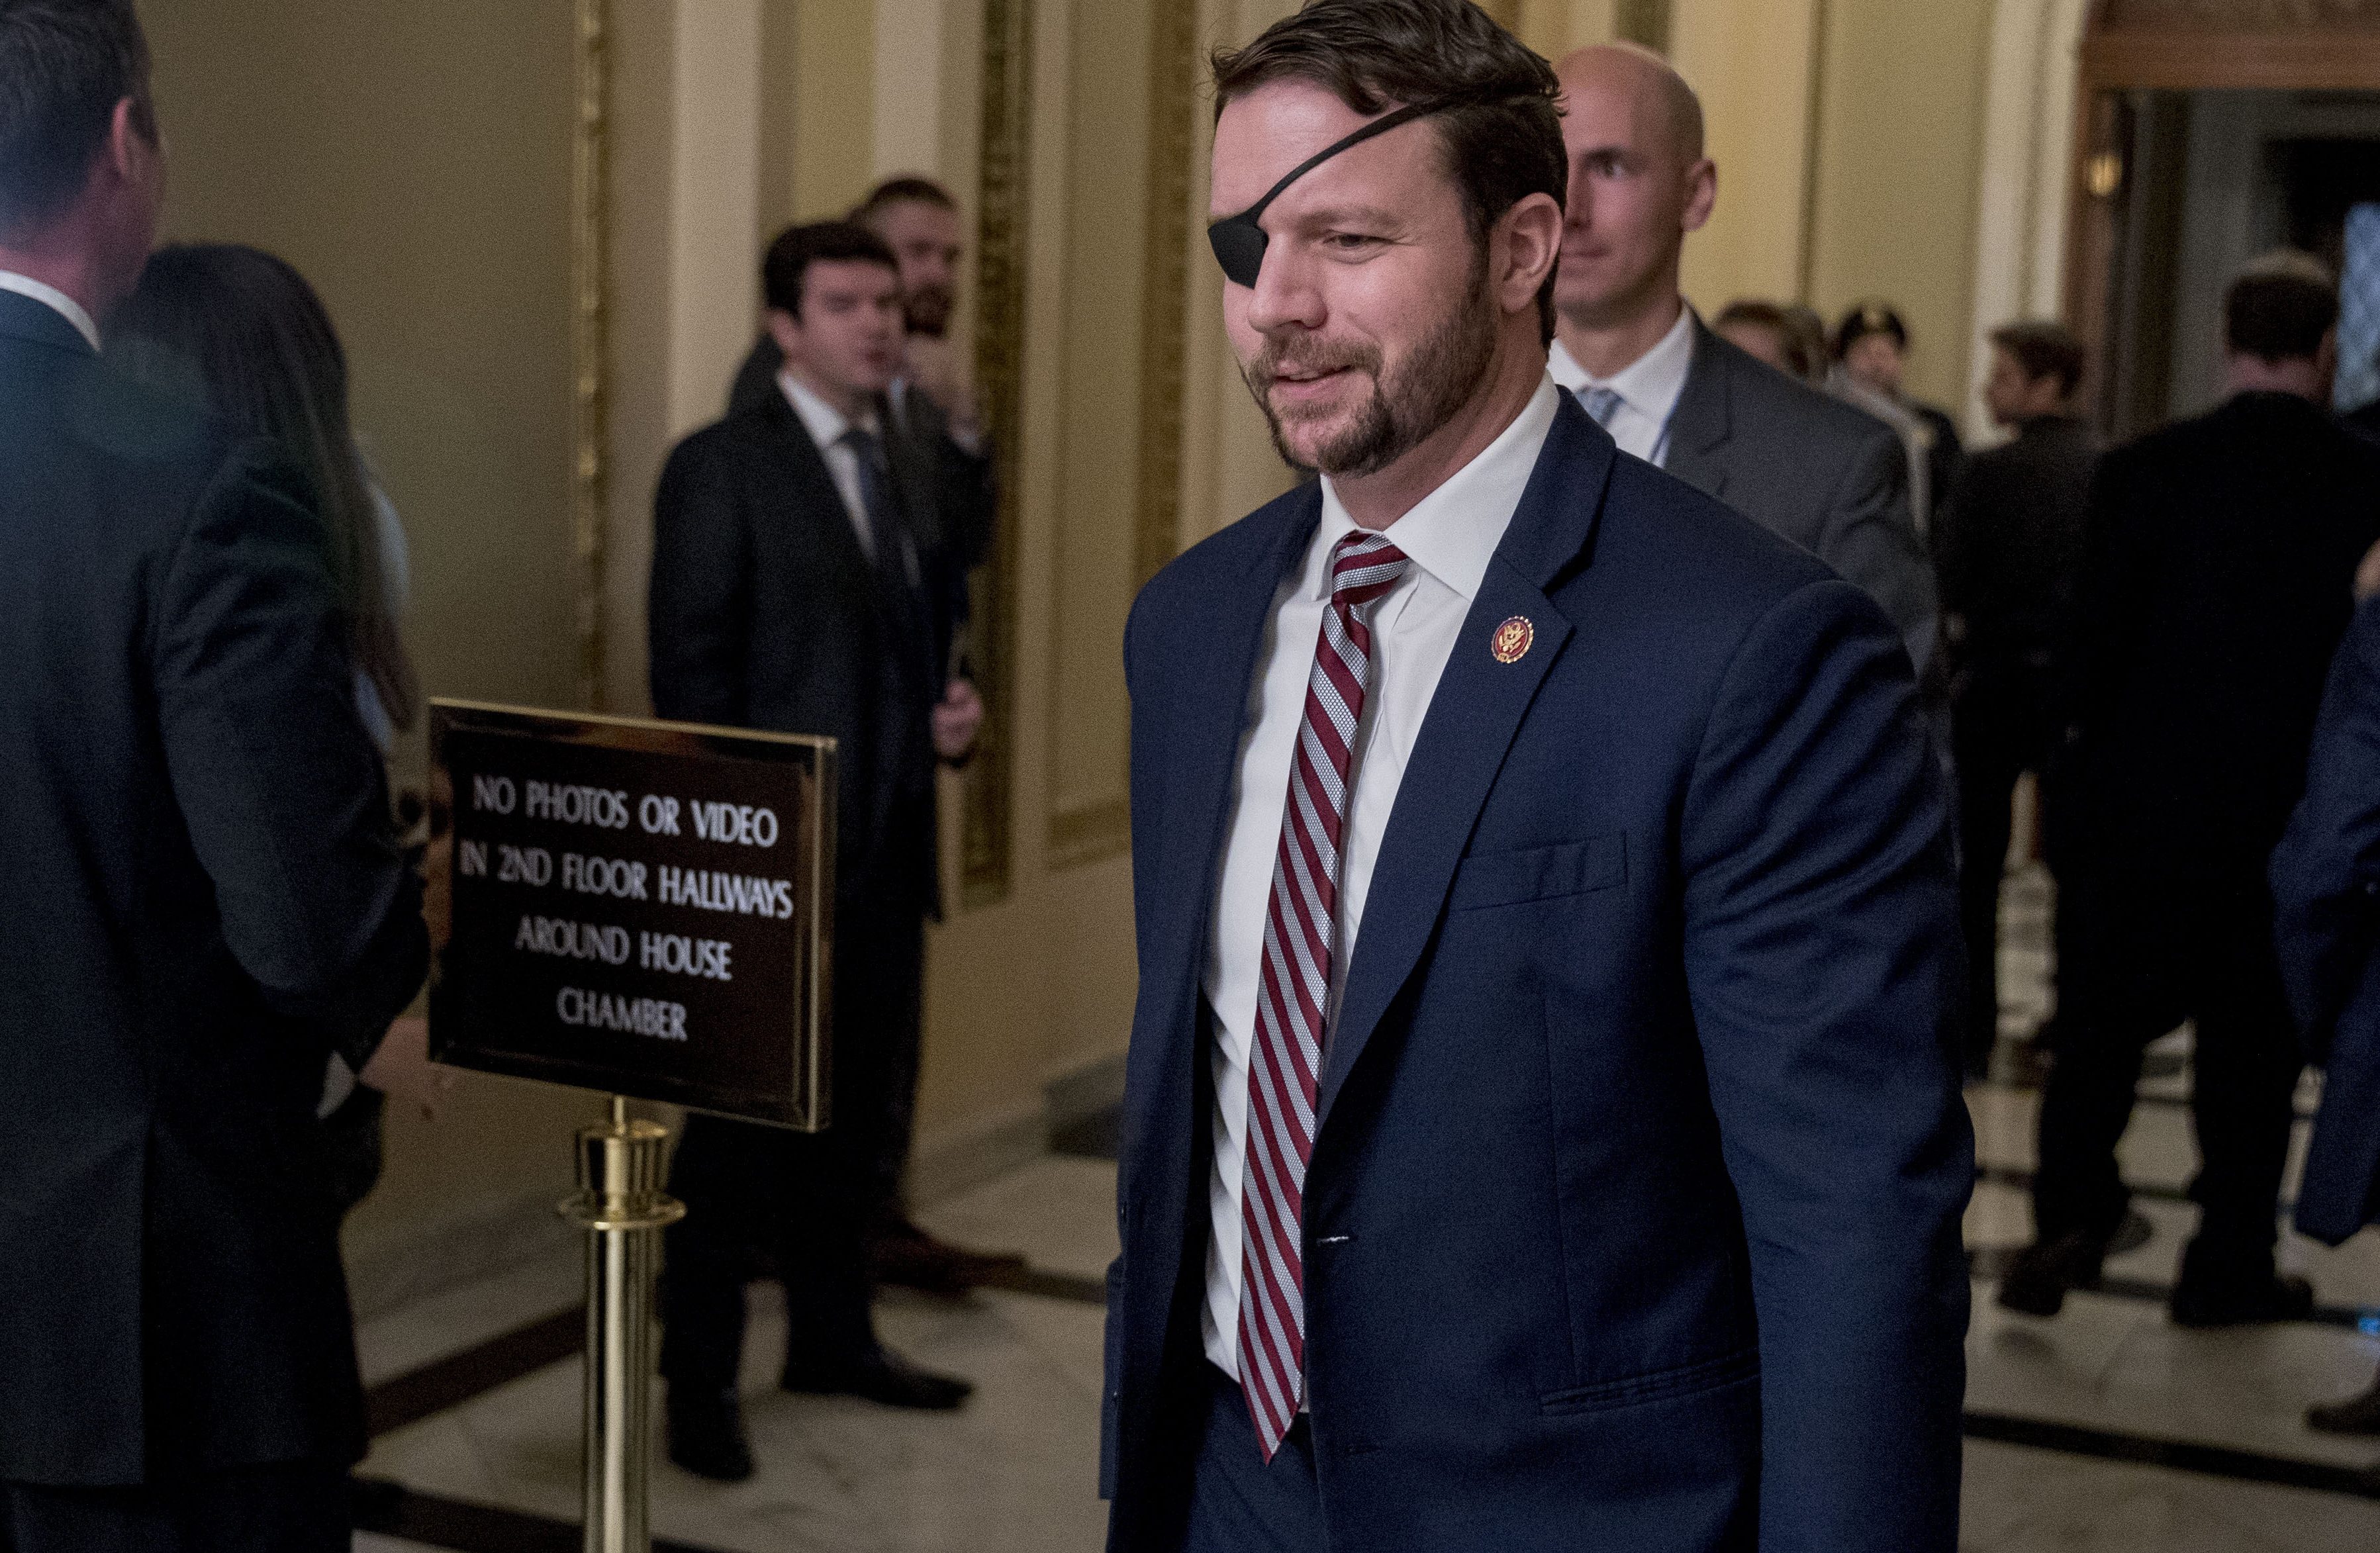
1490,616,1534,664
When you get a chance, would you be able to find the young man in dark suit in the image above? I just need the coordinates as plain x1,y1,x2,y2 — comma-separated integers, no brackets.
1544,44,1939,688
0,3,429,1546
1999,258,2380,1325
728,180,1012,1296
649,222,982,1482
1104,4,1972,1549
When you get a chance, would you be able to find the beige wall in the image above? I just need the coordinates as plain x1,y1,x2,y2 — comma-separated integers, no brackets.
144,0,605,1298
1659,0,1999,410
1803,0,1997,410
1672,0,1823,311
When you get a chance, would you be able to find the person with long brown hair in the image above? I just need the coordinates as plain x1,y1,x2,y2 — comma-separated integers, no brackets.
109,242,445,1210
109,242,419,745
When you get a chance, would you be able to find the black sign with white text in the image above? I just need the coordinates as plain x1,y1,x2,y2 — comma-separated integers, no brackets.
430,701,834,1129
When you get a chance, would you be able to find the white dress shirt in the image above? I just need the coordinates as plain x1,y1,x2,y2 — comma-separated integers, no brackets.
1199,375,1562,1378
781,369,888,561
0,269,100,352
1547,303,1695,467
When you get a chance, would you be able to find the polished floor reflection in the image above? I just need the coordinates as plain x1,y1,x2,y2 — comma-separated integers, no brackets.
348,863,2380,1552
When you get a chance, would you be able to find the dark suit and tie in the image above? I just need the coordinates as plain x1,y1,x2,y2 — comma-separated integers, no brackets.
0,283,428,1542
1105,387,1973,1552
649,362,969,1460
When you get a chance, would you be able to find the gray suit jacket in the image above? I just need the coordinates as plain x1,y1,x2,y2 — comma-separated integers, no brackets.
1665,319,1940,679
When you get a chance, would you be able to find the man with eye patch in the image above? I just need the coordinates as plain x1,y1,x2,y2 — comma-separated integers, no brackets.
1101,3,1970,1552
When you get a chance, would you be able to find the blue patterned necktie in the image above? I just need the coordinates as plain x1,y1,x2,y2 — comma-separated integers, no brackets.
1578,385,1625,430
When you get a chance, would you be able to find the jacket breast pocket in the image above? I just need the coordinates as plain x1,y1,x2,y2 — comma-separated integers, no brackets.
1448,832,1625,912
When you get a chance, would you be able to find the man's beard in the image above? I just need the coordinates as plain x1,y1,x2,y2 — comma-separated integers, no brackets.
905,284,954,339
1245,260,1499,478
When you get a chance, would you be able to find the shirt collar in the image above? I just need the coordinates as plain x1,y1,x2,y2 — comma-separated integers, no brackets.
779,368,879,451
1546,304,1695,426
1309,374,1561,604
0,271,101,352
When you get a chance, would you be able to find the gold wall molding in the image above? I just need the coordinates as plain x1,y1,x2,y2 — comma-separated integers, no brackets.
963,0,1035,908
571,0,610,711
1042,0,1204,872
1132,0,1199,599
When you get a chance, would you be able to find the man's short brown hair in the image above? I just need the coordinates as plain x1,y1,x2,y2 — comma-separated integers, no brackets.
1210,0,1566,341
1988,320,2086,397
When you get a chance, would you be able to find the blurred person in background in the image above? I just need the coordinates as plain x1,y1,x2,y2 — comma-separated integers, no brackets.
1935,320,2095,1080
732,184,1014,1297
2271,583,2380,1438
1548,44,1939,685
1999,254,2380,1326
109,242,452,1211
1837,300,1964,533
651,221,982,1483
1711,297,1823,382
0,1,430,1546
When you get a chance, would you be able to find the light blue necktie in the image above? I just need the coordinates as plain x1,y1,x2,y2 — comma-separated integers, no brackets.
1578,385,1625,430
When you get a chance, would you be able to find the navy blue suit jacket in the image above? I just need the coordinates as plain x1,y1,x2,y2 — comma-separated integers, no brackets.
2273,596,2380,1245
1104,395,1972,1552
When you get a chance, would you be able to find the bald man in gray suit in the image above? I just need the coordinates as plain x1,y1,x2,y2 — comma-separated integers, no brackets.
1545,44,1938,682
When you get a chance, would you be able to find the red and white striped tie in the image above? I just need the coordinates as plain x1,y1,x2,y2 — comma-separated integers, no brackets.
1237,528,1411,1459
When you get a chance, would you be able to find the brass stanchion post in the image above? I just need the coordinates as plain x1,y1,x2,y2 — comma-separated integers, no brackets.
559,1096,685,1553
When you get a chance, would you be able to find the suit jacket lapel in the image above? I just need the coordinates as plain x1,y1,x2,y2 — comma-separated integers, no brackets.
1315,396,1616,1131
1662,318,1733,503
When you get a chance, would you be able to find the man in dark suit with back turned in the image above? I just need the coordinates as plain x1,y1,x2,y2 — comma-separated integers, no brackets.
1545,44,1938,688
650,222,982,1483
1104,4,1972,1549
1998,256,2380,1325
1936,321,2096,1077
0,3,430,1547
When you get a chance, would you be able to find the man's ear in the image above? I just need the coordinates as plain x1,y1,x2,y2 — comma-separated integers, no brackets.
106,97,153,185
1682,158,1717,236
765,306,801,361
1498,193,1564,318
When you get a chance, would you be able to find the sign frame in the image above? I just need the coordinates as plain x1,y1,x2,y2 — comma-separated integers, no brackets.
428,698,835,1130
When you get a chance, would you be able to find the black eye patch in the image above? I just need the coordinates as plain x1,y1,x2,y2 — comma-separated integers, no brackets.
1206,99,1455,288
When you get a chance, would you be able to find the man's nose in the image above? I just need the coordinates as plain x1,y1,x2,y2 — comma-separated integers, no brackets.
1243,244,1323,336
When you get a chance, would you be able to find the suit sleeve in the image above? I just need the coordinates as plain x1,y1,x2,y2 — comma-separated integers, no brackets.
648,437,751,725
1813,420,1941,683
2271,600,2380,1066
151,445,428,1071
1679,578,1972,1553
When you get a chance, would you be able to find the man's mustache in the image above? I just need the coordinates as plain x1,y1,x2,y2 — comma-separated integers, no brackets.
1248,339,1382,391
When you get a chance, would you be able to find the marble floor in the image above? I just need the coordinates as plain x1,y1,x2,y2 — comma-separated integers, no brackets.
348,863,2380,1552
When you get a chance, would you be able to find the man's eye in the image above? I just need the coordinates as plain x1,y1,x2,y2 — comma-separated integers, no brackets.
1325,232,1380,252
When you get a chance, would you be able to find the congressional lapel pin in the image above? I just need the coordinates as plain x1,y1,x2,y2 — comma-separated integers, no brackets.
1490,616,1535,664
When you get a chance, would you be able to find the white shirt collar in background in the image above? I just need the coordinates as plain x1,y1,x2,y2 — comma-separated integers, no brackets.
0,270,101,352
1547,303,1695,467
